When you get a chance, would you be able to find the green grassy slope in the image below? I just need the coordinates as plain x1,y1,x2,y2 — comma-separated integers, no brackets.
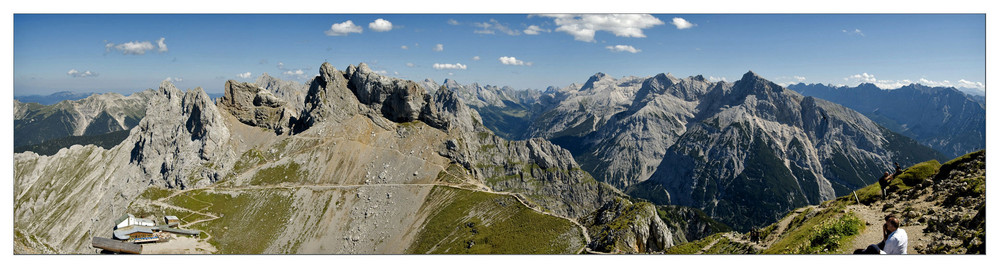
406,186,585,254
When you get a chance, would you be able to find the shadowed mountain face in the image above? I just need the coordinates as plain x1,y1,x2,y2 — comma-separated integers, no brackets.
453,71,944,231
788,83,985,159
13,91,152,149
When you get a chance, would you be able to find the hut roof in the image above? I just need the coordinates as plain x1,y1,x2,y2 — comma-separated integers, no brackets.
113,226,155,240
114,213,135,225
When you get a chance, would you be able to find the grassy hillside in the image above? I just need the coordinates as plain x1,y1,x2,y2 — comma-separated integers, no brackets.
406,186,585,254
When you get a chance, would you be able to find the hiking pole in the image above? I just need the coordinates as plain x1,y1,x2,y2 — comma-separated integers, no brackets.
853,191,861,204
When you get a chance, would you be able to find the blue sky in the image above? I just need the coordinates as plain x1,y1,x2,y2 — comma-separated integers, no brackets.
13,14,986,95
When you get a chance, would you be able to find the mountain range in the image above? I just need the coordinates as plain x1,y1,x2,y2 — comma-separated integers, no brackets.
448,71,947,231
14,62,689,254
12,61,978,253
788,83,985,159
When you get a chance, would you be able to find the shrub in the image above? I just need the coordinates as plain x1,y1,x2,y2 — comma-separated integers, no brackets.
800,213,864,254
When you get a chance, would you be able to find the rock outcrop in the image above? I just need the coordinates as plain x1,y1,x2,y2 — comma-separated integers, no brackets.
129,81,234,189
218,80,296,134
295,62,361,131
582,198,674,253
347,63,428,123
255,72,308,115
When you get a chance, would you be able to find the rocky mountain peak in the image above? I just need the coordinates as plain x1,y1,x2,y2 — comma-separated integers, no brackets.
732,70,784,97
345,64,358,77
128,81,233,189
443,78,461,88
581,72,611,90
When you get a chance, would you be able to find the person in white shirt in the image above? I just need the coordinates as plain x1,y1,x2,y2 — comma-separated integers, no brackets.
856,214,908,254
880,215,908,254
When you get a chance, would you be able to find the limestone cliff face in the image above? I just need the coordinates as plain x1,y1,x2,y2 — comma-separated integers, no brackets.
347,63,428,123
129,81,234,189
255,73,307,116
296,62,361,130
218,80,296,134
582,198,673,253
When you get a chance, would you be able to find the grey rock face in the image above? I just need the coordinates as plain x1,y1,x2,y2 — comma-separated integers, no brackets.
569,74,719,188
582,197,673,253
418,87,479,132
527,73,647,139
218,80,295,134
347,63,428,123
255,73,308,115
128,81,233,189
295,62,360,131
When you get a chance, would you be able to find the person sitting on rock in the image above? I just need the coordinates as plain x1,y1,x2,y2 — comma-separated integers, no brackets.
856,215,907,254
878,172,893,198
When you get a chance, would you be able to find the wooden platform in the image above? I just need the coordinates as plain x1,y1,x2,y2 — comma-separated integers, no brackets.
92,237,142,254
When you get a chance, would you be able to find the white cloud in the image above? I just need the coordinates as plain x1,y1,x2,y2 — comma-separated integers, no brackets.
670,17,696,30
374,70,388,75
105,40,157,55
605,45,641,53
447,19,460,25
524,25,551,35
325,20,363,36
433,63,467,70
843,28,865,37
237,72,252,79
708,76,727,82
369,18,393,32
472,56,481,61
542,14,664,42
474,19,520,36
156,37,168,53
847,72,877,83
165,77,183,82
499,56,532,66
400,45,408,50
957,79,986,90
433,44,444,52
794,76,806,82
405,62,415,67
844,73,918,89
283,69,309,79
67,69,98,78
